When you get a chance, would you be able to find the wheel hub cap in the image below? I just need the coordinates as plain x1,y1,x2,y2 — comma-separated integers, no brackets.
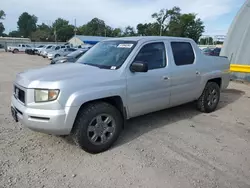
87,114,116,145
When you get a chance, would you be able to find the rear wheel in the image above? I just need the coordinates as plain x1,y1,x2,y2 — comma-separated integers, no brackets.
197,82,220,113
13,49,19,53
55,54,60,58
71,102,123,154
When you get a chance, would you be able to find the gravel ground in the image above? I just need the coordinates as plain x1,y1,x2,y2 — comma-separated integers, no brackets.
1,52,250,188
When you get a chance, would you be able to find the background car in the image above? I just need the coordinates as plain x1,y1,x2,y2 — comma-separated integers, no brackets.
50,49,88,64
41,45,70,58
47,48,77,60
33,45,45,54
210,47,221,56
39,45,53,56
202,47,221,56
7,44,32,53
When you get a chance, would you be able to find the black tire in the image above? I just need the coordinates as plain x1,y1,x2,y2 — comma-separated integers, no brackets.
71,102,123,154
197,82,220,113
55,54,60,58
13,49,19,53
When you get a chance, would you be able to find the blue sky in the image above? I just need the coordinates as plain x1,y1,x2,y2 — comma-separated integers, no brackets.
1,0,246,36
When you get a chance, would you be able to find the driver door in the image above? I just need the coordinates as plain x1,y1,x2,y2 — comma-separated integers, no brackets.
126,42,171,118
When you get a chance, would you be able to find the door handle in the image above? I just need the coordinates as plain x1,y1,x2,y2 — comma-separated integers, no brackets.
196,71,200,75
163,76,170,80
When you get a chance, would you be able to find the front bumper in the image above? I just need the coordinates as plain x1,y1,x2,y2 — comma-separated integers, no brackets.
11,95,79,135
48,55,54,60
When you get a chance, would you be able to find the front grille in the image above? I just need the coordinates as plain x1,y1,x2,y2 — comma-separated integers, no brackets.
14,86,25,104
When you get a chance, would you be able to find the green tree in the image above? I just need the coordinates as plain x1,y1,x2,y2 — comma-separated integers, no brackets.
199,37,213,45
77,18,117,37
9,30,21,37
168,13,204,42
152,7,181,36
123,26,136,36
137,23,159,36
112,28,122,37
37,23,51,31
31,30,49,41
17,12,37,37
0,10,5,19
31,23,54,41
81,18,106,36
53,18,74,41
0,10,6,35
150,7,204,41
151,9,168,36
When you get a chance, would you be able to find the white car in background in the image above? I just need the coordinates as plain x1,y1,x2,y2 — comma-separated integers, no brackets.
38,45,53,56
33,45,45,54
7,44,32,53
47,48,77,60
41,45,71,58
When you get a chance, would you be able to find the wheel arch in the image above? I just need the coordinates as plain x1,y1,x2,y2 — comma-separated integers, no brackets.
76,96,126,119
207,77,222,88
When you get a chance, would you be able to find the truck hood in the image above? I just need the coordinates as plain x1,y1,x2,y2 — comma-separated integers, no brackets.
15,63,121,88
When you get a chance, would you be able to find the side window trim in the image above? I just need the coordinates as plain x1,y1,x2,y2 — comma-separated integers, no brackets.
132,41,167,71
170,41,195,66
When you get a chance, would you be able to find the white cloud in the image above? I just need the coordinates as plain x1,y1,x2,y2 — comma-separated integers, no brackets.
1,0,243,34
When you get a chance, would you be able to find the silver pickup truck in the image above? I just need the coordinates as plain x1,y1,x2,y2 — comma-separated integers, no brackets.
11,36,230,153
8,44,32,53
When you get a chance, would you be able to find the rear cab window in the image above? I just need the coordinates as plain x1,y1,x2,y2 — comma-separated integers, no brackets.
171,42,195,66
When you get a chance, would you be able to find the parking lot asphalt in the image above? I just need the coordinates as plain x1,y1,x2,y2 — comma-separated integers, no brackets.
0,52,250,188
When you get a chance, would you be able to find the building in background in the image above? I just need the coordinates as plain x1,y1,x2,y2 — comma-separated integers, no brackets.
221,0,250,81
68,35,110,47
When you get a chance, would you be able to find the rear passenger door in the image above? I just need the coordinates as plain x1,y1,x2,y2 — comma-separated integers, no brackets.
21,44,26,51
169,41,201,106
126,42,171,118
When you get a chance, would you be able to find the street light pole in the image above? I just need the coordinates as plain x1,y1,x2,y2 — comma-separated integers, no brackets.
74,19,77,36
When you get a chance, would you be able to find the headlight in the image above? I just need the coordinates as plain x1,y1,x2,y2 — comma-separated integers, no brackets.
59,59,67,63
34,89,60,102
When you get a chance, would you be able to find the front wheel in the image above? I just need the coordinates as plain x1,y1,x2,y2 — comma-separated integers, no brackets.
71,102,123,154
197,82,220,113
55,54,60,58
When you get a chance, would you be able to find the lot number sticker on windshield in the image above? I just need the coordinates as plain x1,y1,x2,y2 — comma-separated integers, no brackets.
117,44,134,48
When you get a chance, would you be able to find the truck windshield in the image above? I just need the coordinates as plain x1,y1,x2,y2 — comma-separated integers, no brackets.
76,40,137,69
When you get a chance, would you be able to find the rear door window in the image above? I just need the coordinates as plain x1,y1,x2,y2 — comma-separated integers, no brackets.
171,42,195,66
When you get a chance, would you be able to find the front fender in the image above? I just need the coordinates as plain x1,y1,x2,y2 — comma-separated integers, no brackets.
65,85,127,107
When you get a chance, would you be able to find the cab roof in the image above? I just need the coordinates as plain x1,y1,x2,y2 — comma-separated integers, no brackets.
105,36,194,43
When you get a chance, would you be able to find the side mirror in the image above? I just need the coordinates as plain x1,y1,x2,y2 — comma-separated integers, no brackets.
130,61,148,73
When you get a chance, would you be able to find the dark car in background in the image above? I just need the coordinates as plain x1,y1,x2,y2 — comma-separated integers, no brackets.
210,47,221,56
50,49,88,64
202,47,221,56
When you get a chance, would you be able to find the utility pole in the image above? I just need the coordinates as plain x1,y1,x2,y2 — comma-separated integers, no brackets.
74,19,77,36
104,24,106,37
159,21,162,36
54,27,57,43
